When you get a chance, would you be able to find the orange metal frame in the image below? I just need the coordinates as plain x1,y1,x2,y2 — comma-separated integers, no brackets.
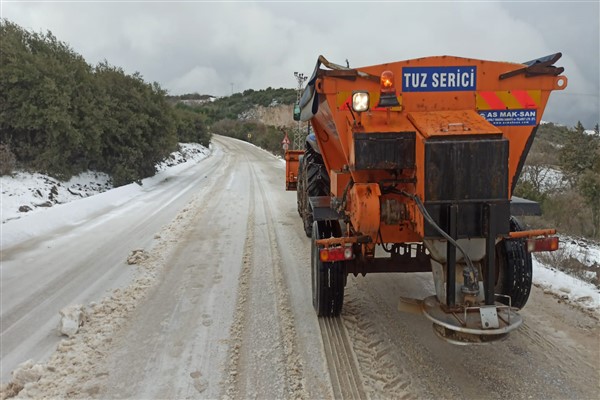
285,150,303,191
307,55,566,244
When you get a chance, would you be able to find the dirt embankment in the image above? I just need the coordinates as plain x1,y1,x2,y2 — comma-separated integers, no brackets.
242,104,295,128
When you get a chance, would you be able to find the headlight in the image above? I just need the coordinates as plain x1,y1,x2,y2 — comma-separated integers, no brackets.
352,91,370,112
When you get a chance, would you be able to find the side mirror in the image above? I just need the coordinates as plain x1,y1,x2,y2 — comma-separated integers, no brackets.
293,104,301,121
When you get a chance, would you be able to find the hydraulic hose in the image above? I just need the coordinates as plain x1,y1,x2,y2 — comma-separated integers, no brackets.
396,190,480,292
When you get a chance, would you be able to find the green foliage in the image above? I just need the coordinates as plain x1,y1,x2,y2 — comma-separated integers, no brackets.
557,121,600,236
173,104,212,147
516,121,600,238
0,144,16,175
170,87,295,158
529,123,573,165
559,121,599,183
513,180,547,204
1,20,94,177
179,87,296,125
535,122,572,147
93,63,178,185
578,169,600,237
170,92,214,101
1,20,205,186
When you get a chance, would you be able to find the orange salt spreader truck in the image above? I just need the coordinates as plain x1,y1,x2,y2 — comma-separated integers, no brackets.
285,53,566,344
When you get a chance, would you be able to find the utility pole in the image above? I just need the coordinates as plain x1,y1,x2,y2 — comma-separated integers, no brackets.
293,72,308,150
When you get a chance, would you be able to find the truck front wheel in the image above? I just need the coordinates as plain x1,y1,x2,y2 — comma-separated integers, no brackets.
302,145,329,238
296,155,304,217
311,220,345,317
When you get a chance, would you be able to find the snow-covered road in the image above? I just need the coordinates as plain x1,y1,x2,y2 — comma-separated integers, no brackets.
1,136,598,399
1,144,221,384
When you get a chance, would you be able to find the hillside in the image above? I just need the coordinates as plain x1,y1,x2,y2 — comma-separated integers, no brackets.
172,88,300,156
515,121,599,240
239,104,295,128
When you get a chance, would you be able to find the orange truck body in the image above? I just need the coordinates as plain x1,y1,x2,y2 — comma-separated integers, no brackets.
288,54,566,246
287,53,566,340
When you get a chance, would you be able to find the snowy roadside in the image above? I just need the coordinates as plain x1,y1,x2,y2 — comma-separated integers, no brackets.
1,140,598,315
1,143,210,249
533,257,599,313
1,143,209,225
0,143,212,397
533,236,600,314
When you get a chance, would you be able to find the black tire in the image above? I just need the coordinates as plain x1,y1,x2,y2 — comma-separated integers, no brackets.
495,217,533,309
301,150,313,237
306,158,329,199
301,145,330,237
296,155,304,217
311,220,345,317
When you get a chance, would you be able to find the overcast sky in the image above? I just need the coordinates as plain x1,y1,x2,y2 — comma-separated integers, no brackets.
2,0,599,128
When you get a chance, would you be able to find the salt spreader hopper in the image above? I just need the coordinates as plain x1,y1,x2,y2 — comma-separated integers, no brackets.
286,53,566,344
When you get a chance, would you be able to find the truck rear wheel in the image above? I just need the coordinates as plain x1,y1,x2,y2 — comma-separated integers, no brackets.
302,146,329,237
495,217,533,309
311,220,345,317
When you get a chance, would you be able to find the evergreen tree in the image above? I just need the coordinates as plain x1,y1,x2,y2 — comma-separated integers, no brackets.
1,19,192,185
559,121,598,185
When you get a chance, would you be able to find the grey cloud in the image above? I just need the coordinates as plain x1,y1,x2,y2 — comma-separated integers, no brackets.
2,1,598,127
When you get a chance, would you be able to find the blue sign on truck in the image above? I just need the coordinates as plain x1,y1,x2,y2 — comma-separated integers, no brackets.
479,109,537,126
402,66,477,92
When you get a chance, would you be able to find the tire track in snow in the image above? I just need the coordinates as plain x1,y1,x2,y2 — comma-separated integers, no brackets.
254,162,308,399
340,295,416,400
339,275,443,400
319,317,367,399
223,144,307,399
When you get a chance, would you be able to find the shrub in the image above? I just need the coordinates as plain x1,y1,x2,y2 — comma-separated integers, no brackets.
0,143,17,175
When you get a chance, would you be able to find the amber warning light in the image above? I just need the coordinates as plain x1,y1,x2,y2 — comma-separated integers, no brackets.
381,71,395,93
377,70,400,107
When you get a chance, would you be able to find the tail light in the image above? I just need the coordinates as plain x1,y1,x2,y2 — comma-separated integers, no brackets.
319,246,354,262
526,236,559,252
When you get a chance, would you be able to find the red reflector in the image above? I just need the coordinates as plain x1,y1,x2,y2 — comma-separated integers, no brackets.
319,247,353,262
526,236,559,252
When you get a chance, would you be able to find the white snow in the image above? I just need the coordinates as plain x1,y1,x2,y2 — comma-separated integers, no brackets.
560,236,600,267
531,234,599,313
58,305,86,338
0,142,212,390
533,257,599,311
1,171,112,224
1,143,209,250
521,166,566,192
1,141,598,322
